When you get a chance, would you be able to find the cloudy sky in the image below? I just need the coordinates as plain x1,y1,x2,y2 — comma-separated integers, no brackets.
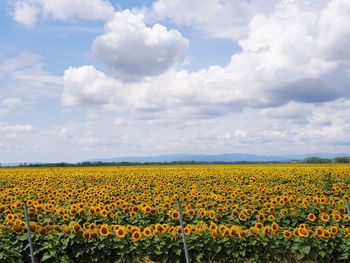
1,0,350,163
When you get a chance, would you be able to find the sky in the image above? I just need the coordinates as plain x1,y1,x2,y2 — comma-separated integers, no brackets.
1,0,350,163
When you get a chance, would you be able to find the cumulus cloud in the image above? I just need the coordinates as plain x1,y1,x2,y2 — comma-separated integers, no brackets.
9,0,114,26
63,1,350,116
260,102,312,120
152,0,275,40
152,0,331,41
11,1,39,27
91,10,189,80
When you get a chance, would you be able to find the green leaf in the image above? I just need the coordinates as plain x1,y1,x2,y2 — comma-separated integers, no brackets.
302,245,311,255
41,252,52,261
18,234,28,241
59,254,70,263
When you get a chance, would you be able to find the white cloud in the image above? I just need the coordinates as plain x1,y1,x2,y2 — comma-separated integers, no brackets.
0,142,11,149
63,1,350,116
217,130,247,140
260,102,312,120
0,123,34,133
0,123,35,139
114,118,127,125
9,0,114,26
52,0,350,160
40,0,114,21
0,98,22,116
56,127,73,138
0,52,40,75
152,0,275,40
92,10,189,80
62,65,122,107
1,53,62,98
152,0,330,41
11,1,39,27
77,136,99,146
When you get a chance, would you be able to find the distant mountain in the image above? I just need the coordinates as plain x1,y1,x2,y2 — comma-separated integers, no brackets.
2,152,349,167
90,153,292,163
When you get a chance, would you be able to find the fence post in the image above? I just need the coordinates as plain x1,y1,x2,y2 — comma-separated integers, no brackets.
23,201,35,263
345,198,350,218
176,199,190,263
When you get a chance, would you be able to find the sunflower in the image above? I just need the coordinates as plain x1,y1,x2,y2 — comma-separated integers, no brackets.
188,209,195,216
323,230,331,238
280,209,288,217
11,223,23,234
250,226,259,235
239,212,247,221
293,228,300,237
258,213,265,221
89,223,97,231
209,210,216,219
29,222,37,232
90,230,98,239
143,205,152,214
211,230,218,238
268,215,275,222
271,222,279,233
344,215,350,222
116,228,126,238
333,213,341,222
129,211,137,218
6,213,14,222
232,209,239,217
99,224,110,237
69,208,77,215
100,209,108,217
171,211,180,220
238,229,248,238
320,213,330,222
283,230,292,239
83,229,91,239
307,213,316,222
155,223,164,233
316,226,324,237
73,223,81,233
37,226,47,235
299,227,309,237
62,224,71,235
330,226,339,235
89,207,96,215
132,231,142,241
255,222,263,230
143,227,153,237
264,226,271,236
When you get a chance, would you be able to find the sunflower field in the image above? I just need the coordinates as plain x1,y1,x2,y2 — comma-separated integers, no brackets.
1,164,350,262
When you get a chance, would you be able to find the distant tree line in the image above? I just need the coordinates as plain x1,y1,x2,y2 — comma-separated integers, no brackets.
1,157,349,167
302,156,350,164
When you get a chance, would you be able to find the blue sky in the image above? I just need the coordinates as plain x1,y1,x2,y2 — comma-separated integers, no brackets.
1,0,350,163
